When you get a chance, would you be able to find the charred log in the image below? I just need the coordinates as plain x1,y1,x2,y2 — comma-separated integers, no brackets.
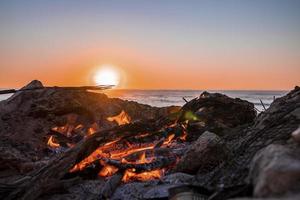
123,147,173,162
100,171,124,200
65,159,103,180
101,155,177,173
48,129,83,145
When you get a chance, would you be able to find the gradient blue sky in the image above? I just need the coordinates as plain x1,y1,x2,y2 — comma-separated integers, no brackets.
0,0,299,89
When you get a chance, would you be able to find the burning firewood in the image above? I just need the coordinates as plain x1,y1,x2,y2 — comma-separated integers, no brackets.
107,110,131,126
0,86,190,200
101,154,177,173
48,129,83,146
1,120,174,200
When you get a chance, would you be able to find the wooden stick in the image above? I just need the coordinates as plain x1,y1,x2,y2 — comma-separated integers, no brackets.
182,97,189,103
259,99,267,111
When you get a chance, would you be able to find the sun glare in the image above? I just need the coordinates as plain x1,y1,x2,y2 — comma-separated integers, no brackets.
93,65,120,86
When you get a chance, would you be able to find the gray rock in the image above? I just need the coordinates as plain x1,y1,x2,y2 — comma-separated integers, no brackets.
180,91,256,129
174,131,230,174
162,172,194,184
229,194,300,200
291,127,300,143
45,180,105,200
21,80,44,89
196,86,300,189
180,91,256,141
143,184,178,199
111,173,194,200
111,180,159,200
248,144,300,197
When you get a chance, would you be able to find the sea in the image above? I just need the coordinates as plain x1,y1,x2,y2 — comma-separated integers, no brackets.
0,89,287,113
104,90,287,112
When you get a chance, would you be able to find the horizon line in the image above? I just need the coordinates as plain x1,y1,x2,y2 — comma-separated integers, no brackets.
109,88,291,92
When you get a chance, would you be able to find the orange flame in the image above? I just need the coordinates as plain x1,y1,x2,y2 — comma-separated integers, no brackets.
70,138,121,172
70,126,181,182
180,130,187,141
74,124,84,130
134,132,150,139
122,169,163,182
51,114,79,137
121,152,162,182
107,110,131,125
98,165,119,177
52,125,74,137
47,136,60,148
163,134,175,146
87,122,99,135
139,152,147,163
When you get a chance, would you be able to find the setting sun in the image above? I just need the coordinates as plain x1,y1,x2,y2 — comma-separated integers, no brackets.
93,65,120,86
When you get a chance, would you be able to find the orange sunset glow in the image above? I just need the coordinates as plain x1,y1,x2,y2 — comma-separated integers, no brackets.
0,1,299,90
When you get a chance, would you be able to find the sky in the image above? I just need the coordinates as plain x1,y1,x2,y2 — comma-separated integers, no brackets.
0,0,299,90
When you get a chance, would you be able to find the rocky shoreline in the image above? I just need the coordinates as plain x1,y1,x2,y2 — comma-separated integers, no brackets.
0,80,299,200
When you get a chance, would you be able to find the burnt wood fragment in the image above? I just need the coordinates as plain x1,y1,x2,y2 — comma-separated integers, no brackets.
101,155,177,173
99,171,124,200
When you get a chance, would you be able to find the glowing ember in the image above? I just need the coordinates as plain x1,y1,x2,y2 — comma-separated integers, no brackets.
104,138,121,146
98,165,118,177
70,149,104,172
122,169,163,182
75,124,84,130
163,134,175,145
180,130,187,141
107,110,131,125
52,126,73,137
87,122,99,135
69,122,188,183
47,136,60,148
134,133,150,138
109,145,155,160
52,114,79,137
121,152,163,182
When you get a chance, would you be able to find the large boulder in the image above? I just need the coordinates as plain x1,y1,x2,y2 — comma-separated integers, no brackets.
180,92,256,139
174,131,230,174
194,86,300,189
248,144,300,198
